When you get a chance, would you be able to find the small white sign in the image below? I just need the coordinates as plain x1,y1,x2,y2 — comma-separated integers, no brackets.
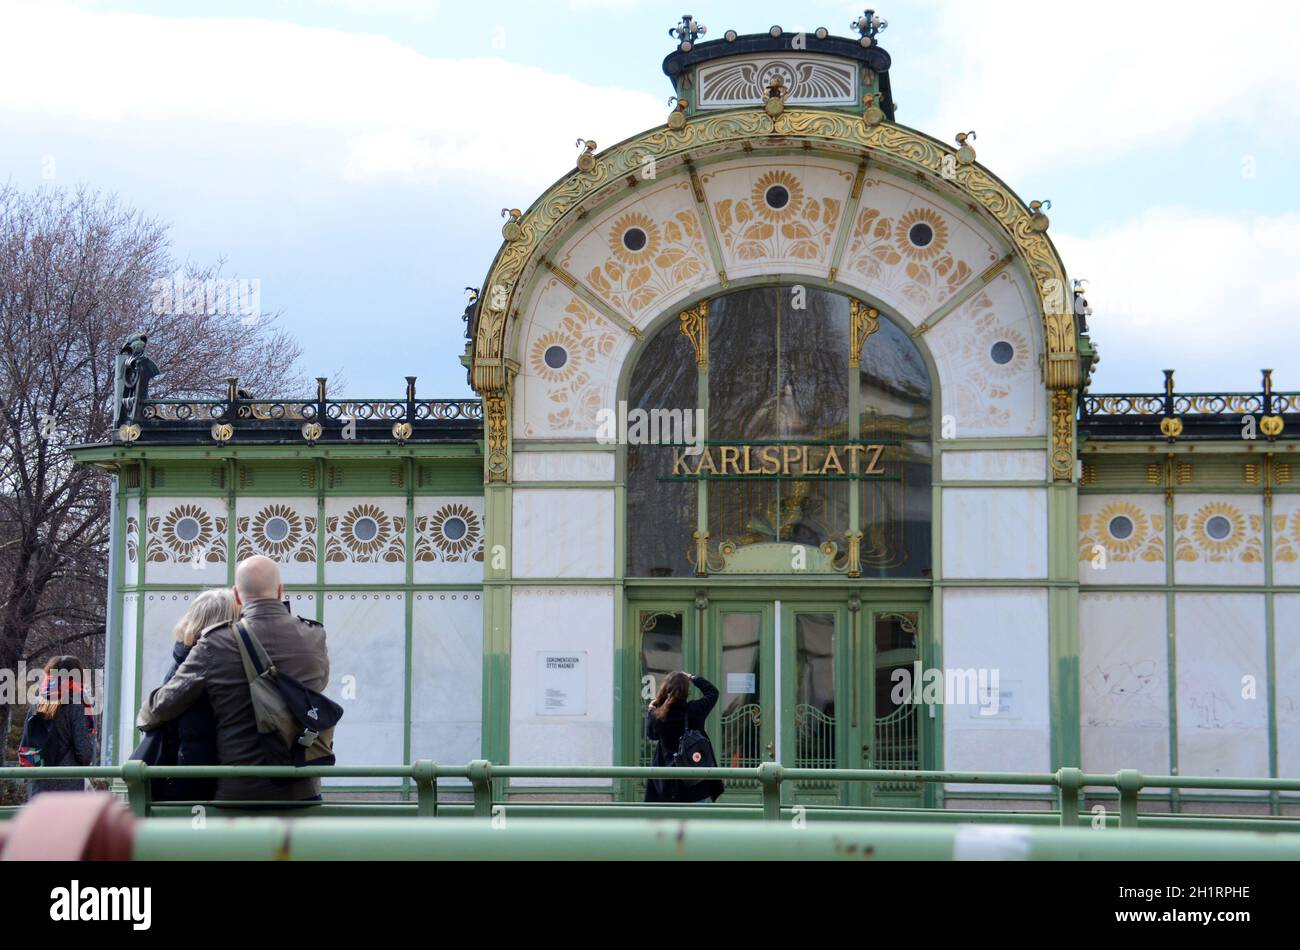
727,672,756,695
971,680,1019,719
537,651,587,716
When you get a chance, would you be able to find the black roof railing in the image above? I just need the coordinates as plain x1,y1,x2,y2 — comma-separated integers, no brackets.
115,372,481,447
1079,370,1298,442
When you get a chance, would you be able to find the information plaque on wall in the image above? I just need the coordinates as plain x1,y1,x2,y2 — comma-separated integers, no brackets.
537,651,587,716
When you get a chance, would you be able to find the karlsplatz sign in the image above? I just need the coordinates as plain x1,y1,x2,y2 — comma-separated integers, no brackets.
665,442,892,479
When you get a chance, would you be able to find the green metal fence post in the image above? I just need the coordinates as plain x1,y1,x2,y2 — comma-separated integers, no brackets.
1116,770,1143,829
121,761,149,818
758,762,784,821
1057,767,1082,828
468,759,493,818
412,761,438,818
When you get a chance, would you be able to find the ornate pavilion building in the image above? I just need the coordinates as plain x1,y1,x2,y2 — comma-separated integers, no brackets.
75,15,1300,811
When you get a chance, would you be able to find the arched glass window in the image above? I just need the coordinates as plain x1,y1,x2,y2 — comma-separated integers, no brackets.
626,286,931,578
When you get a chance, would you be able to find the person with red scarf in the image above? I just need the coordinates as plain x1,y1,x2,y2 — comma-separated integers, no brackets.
21,655,97,799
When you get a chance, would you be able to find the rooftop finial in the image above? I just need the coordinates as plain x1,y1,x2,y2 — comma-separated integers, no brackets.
670,14,707,52
851,9,888,47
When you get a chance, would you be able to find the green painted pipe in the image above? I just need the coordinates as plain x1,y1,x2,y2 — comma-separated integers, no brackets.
130,818,1300,861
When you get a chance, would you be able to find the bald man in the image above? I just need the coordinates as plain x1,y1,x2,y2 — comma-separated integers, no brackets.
138,555,331,801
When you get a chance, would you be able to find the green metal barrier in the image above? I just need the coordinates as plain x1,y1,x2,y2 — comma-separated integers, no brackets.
126,817,1300,861
4,760,1300,831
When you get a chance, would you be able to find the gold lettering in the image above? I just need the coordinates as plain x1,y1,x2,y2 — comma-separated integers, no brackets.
863,444,886,475
781,446,800,475
719,445,741,475
845,444,864,475
819,445,845,475
741,445,761,475
799,446,809,475
695,448,718,475
672,448,693,476
759,446,780,474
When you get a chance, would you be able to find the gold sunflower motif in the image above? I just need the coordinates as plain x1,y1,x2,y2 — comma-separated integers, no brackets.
750,170,804,223
341,503,391,557
250,503,303,558
987,326,1030,378
1191,502,1245,557
429,503,482,559
530,330,581,384
895,207,949,261
161,504,215,558
1096,502,1147,558
609,212,661,265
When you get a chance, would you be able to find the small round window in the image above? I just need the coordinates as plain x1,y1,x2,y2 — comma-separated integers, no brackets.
764,185,790,209
1205,515,1233,540
907,222,934,247
622,227,647,252
1107,515,1134,540
174,517,201,543
353,517,380,542
263,516,291,543
443,517,468,541
543,345,568,370
990,341,1015,365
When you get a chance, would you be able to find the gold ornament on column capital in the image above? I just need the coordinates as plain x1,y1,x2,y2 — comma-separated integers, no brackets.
1260,415,1284,437
679,300,709,367
210,422,233,444
849,299,880,368
1159,416,1183,440
392,421,413,442
301,421,322,444
1050,390,1075,481
117,423,141,443
485,393,509,482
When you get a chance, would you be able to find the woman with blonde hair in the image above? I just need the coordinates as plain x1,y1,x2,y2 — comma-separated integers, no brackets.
130,588,239,801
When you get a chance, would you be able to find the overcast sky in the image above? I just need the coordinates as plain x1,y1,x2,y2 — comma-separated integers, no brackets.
2,0,1296,398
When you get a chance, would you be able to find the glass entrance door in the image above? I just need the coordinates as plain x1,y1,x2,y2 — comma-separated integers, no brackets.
860,607,926,806
628,598,925,805
627,601,776,800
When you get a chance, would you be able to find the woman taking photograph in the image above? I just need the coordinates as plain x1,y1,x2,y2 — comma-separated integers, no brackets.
20,655,97,799
644,671,725,804
132,588,238,801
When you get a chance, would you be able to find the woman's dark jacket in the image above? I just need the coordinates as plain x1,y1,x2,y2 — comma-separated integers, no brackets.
152,641,219,801
644,675,725,803
25,702,96,798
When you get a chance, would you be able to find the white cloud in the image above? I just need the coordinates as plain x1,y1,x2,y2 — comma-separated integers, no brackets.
1055,209,1300,390
0,0,664,194
912,0,1300,179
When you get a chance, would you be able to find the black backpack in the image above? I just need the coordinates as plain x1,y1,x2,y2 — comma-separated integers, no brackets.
669,712,718,799
17,706,61,768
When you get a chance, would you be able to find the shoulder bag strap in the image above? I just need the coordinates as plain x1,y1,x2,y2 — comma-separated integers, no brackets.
233,620,275,682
